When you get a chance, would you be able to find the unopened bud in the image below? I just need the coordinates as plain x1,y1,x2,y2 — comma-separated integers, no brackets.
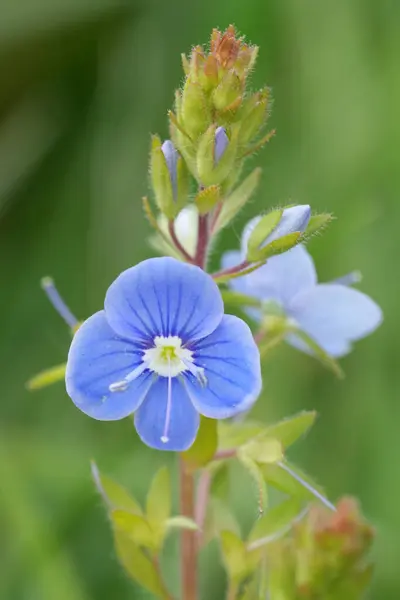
180,77,211,140
214,126,229,164
150,136,189,219
196,124,239,187
239,88,270,145
212,71,243,112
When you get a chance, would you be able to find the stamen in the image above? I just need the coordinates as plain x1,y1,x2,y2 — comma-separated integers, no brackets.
161,358,173,443
182,359,207,386
277,461,336,512
109,362,148,393
41,277,79,329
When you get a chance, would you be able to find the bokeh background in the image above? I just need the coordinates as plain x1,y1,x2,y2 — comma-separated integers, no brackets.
0,0,399,598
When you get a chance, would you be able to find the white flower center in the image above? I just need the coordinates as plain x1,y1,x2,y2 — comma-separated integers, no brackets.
143,335,193,377
108,335,206,445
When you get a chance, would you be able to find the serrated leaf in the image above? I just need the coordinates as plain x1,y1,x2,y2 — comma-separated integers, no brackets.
111,510,155,550
195,185,220,214
113,530,168,598
238,452,268,515
303,213,334,237
253,231,302,262
182,416,218,470
91,462,142,515
292,329,344,379
146,466,171,525
247,498,302,544
220,290,262,308
26,363,66,390
220,530,248,583
263,411,317,449
214,167,261,232
241,438,283,465
166,516,199,531
246,209,283,261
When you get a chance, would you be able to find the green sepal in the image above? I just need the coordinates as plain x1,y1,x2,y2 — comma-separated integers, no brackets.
113,529,169,599
150,135,176,219
214,167,262,232
263,411,317,450
302,212,334,238
196,124,240,187
182,416,218,470
246,209,283,261
26,362,66,390
180,77,211,140
194,185,220,215
91,461,142,515
240,437,283,465
253,231,302,262
212,70,243,111
239,88,270,145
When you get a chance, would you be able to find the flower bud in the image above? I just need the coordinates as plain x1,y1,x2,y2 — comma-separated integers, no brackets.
239,88,270,145
245,205,311,262
150,136,189,219
212,71,243,112
180,77,211,140
196,125,239,187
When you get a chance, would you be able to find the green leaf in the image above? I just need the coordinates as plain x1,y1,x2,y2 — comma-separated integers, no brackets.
204,498,241,546
111,510,155,550
220,530,249,583
146,466,171,524
209,462,231,501
182,416,218,469
214,167,261,232
247,498,302,544
292,329,344,379
218,421,265,450
238,452,268,515
195,185,220,214
26,363,67,390
165,516,199,531
220,289,262,309
241,438,283,465
91,462,142,515
246,209,283,261
262,461,326,503
263,411,317,449
302,213,334,238
113,530,168,599
252,231,302,262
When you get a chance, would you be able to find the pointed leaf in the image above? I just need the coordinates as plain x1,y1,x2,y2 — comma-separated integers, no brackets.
218,421,265,450
91,462,142,514
263,411,317,449
302,213,334,238
182,416,218,470
113,530,168,598
238,452,268,515
241,438,283,465
248,498,302,544
146,466,171,524
262,462,327,503
214,167,261,232
111,510,155,550
195,185,220,214
220,530,248,583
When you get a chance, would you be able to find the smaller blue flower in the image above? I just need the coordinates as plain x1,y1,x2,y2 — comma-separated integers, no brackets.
222,243,382,358
66,257,261,451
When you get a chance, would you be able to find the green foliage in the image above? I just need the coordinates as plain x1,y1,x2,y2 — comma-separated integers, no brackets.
246,209,283,261
91,462,142,514
214,167,261,232
182,416,218,470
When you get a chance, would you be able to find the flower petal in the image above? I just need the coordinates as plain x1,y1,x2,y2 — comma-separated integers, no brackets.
105,257,224,343
66,311,152,420
289,284,383,357
228,245,317,312
134,378,199,451
185,314,262,418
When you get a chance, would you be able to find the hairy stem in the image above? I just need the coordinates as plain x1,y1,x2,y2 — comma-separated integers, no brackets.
168,220,195,263
195,214,209,269
179,457,197,600
211,259,250,280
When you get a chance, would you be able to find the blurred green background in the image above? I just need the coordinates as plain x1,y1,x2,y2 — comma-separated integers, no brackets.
0,0,399,598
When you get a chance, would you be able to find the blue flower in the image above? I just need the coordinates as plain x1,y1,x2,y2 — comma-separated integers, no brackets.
65,257,261,451
222,243,382,358
214,126,229,164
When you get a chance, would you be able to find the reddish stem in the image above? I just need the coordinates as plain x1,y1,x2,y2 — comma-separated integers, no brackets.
211,259,250,280
195,470,211,540
180,458,197,600
210,200,223,233
195,214,209,268
168,220,195,263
